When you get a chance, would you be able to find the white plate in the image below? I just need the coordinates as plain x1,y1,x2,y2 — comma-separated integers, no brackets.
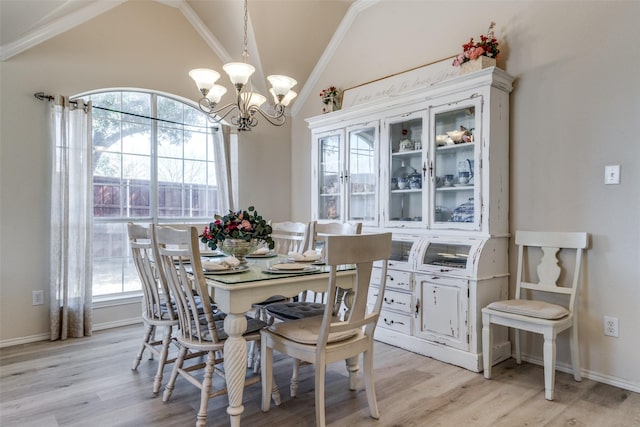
203,265,249,275
245,251,278,258
270,263,310,271
286,257,323,263
264,266,320,274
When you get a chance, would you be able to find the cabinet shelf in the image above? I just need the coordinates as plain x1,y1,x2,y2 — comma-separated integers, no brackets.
436,185,474,191
391,188,422,194
436,142,475,152
391,149,422,157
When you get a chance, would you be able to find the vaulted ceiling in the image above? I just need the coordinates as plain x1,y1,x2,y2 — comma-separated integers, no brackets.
0,0,367,110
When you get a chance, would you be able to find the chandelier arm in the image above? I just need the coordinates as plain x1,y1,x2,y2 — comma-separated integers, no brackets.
198,99,243,122
249,105,287,127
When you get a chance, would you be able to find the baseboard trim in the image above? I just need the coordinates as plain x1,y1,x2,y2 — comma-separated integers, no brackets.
518,353,640,394
0,317,142,348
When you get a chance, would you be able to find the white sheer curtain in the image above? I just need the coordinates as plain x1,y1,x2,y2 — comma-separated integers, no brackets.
49,95,93,340
213,124,234,212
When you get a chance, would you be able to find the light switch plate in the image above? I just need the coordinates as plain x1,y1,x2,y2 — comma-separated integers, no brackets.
604,165,620,185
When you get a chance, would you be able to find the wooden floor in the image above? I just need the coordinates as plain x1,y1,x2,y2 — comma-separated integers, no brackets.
1,325,639,427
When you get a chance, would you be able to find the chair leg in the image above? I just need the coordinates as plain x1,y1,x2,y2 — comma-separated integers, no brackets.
163,345,188,402
345,356,359,391
482,313,492,379
196,350,215,427
152,325,172,394
290,358,300,397
570,324,582,382
315,361,327,427
543,332,557,401
261,339,274,412
515,328,522,364
363,348,379,419
132,323,154,370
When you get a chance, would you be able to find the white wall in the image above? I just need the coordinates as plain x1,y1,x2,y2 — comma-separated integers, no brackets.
0,1,290,343
1,0,638,393
291,1,640,391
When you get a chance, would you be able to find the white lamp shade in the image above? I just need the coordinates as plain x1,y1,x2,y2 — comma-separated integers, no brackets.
241,91,266,109
223,62,255,85
189,68,220,91
267,75,297,96
270,88,297,106
206,85,228,104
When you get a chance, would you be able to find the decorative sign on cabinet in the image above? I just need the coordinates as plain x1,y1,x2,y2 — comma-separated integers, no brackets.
307,67,514,372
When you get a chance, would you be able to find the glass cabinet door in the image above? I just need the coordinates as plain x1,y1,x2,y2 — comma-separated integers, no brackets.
385,111,427,227
430,97,482,229
346,123,378,226
317,132,343,221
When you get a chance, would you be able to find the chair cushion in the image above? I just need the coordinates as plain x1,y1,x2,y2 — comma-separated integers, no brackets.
193,316,266,342
267,316,358,345
266,301,326,320
486,299,569,320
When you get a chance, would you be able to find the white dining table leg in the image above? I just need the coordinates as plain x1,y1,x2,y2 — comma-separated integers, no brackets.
223,313,248,427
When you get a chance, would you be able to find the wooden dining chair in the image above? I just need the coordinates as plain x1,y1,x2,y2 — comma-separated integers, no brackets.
128,222,180,395
482,230,589,401
271,221,310,255
152,225,269,427
261,233,392,427
264,221,362,396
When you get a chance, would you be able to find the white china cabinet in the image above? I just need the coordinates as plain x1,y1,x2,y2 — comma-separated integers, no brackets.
307,67,514,372
311,120,379,227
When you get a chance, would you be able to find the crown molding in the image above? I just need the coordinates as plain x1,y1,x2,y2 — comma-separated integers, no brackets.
290,0,380,117
0,0,127,62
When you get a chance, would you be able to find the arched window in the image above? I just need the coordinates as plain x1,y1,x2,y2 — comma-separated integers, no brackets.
88,90,226,297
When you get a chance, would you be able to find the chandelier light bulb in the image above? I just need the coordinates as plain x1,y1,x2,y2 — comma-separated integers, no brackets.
206,84,228,104
270,89,297,106
189,68,220,95
241,91,266,109
267,75,297,97
223,62,256,86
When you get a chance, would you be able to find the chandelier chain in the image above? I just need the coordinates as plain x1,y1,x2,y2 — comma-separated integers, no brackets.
243,0,249,63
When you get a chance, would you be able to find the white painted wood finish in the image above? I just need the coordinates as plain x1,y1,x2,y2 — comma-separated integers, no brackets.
270,221,310,255
261,233,393,427
204,255,356,426
127,222,180,395
308,68,513,373
482,231,589,400
152,225,268,427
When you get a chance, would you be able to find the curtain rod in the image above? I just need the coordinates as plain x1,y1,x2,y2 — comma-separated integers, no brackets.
34,92,218,130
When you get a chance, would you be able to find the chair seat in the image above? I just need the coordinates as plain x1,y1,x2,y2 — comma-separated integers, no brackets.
486,299,569,320
192,316,266,341
266,301,325,320
268,314,359,345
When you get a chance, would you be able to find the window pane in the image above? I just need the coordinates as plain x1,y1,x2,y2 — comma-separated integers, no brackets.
93,222,139,296
122,92,151,125
123,154,150,180
158,127,184,158
91,90,224,298
184,160,207,185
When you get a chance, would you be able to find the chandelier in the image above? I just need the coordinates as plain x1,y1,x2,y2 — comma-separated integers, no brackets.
189,0,297,131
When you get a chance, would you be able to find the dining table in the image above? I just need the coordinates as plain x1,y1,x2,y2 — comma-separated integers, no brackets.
203,254,356,427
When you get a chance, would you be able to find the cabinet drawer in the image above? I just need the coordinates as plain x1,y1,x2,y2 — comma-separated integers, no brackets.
381,289,413,314
378,309,412,335
385,270,412,291
372,268,412,291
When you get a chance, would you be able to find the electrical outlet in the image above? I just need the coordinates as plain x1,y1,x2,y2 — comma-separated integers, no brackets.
604,316,619,337
32,290,44,306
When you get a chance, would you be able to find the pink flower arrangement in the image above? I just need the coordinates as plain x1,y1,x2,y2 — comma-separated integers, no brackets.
452,22,500,67
200,206,274,250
